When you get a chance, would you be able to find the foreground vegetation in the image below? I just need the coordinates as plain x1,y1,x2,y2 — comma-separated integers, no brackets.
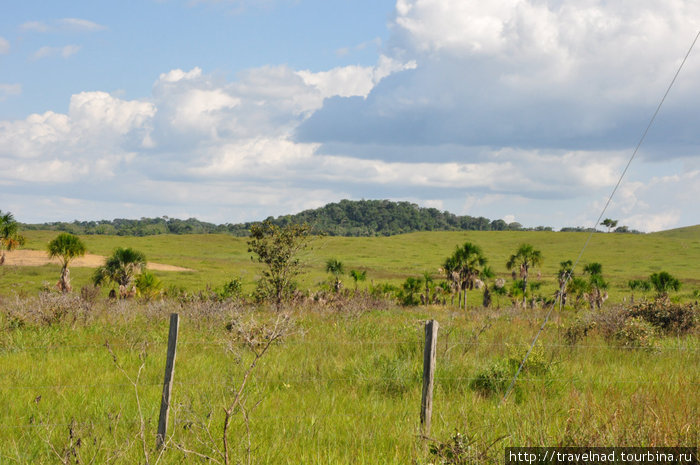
0,293,697,464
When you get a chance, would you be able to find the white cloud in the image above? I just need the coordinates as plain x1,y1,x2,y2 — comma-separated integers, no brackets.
32,45,81,60
21,18,106,33
58,18,107,32
0,84,21,101
0,37,9,54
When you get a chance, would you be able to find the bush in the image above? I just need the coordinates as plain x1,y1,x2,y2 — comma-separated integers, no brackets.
469,361,511,397
216,277,243,300
563,315,596,345
625,300,698,334
614,316,658,349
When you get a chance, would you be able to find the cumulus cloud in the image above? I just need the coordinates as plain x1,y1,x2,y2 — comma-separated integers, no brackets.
300,0,700,154
2,1,699,230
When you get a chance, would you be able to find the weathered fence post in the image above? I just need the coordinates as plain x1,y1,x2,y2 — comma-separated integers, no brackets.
156,313,179,449
420,319,438,437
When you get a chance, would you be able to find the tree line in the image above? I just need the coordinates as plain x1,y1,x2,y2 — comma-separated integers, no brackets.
17,200,640,237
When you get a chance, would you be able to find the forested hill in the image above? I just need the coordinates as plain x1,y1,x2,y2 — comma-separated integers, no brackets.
21,199,547,237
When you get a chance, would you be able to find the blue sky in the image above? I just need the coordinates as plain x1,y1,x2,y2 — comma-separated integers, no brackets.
2,0,699,231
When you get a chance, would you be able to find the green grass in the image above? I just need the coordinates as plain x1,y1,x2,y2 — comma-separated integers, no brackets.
0,227,698,463
4,227,699,302
0,298,697,464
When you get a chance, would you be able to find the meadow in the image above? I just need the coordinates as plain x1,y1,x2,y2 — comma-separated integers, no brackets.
3,227,700,302
0,228,698,464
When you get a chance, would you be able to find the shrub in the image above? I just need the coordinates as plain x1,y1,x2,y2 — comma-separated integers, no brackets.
625,300,698,334
216,277,243,300
614,316,659,349
469,361,511,397
563,316,596,345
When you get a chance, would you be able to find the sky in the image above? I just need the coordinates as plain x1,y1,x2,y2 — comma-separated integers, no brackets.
1,0,699,232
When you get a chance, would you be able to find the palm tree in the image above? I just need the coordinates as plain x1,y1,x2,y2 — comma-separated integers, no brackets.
93,247,147,298
556,260,574,306
325,258,344,292
649,271,681,299
47,233,87,293
0,211,25,265
506,244,543,306
349,269,367,290
583,262,607,309
443,242,489,309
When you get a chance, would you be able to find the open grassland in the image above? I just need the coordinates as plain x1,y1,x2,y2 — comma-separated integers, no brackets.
0,228,698,463
0,296,697,464
2,227,700,303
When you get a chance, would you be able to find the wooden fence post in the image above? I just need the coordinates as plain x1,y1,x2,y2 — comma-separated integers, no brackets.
420,319,438,437
156,313,179,449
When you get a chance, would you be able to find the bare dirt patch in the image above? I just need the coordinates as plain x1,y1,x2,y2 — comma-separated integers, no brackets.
2,249,193,272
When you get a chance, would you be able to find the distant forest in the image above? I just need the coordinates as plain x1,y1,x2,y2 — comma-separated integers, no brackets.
21,199,638,237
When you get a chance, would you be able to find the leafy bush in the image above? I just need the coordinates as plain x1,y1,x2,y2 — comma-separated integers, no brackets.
469,361,511,397
614,317,659,350
562,315,596,345
625,299,698,334
216,277,243,300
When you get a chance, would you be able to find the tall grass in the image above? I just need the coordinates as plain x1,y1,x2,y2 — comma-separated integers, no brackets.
0,293,697,464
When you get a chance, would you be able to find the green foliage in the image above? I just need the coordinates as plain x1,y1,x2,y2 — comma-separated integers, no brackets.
398,276,423,306
649,271,681,297
626,300,698,334
443,241,489,307
601,218,618,232
628,279,651,293
47,233,87,267
135,271,162,300
248,221,311,304
349,269,367,288
93,247,147,295
215,277,243,300
614,316,659,349
506,243,542,304
0,210,26,254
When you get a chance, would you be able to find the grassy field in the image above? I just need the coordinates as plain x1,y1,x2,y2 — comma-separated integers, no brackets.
0,228,698,464
3,227,700,302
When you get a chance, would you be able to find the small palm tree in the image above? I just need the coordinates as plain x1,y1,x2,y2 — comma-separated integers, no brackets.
349,269,367,290
325,258,344,292
47,233,87,293
557,260,574,306
506,244,543,306
583,262,607,309
443,242,489,309
93,247,147,298
0,211,26,265
649,271,681,299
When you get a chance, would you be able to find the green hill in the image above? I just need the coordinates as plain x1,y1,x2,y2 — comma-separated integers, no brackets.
21,199,533,237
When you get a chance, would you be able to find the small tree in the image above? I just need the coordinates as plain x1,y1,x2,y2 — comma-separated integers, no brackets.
443,242,489,309
47,233,87,293
601,218,618,232
93,247,147,298
583,262,608,309
556,260,574,306
506,244,543,306
325,258,344,292
0,211,25,265
649,271,681,299
247,221,311,305
349,269,367,290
